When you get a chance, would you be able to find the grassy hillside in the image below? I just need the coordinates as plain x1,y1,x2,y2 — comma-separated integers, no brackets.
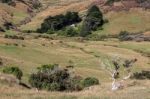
95,9,150,35
0,36,150,99
0,0,150,99
0,37,149,81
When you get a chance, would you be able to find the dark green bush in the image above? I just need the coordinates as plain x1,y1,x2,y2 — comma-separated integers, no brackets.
37,12,81,33
3,67,23,80
29,64,83,91
132,71,150,79
81,77,99,87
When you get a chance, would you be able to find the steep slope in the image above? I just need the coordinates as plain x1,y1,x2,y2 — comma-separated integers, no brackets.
0,0,41,31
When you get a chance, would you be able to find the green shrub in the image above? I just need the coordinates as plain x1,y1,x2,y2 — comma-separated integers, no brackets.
3,67,23,80
81,77,99,87
29,64,83,91
58,27,78,37
47,29,55,34
132,71,150,79
65,27,78,37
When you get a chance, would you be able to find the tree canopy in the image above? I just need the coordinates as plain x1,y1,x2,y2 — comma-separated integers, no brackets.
80,5,104,37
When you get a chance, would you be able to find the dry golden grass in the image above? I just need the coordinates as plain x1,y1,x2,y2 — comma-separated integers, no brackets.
0,79,150,99
95,8,150,35
0,3,29,27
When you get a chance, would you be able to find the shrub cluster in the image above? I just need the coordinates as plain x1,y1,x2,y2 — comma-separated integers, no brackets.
37,12,81,33
132,71,150,79
29,64,99,91
29,64,82,91
4,34,24,40
2,67,23,80
81,77,99,87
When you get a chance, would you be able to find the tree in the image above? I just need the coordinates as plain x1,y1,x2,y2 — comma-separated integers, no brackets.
80,5,104,37
101,56,137,91
80,19,92,37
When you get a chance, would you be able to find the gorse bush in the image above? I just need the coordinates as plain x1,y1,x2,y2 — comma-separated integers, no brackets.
29,64,83,91
37,12,81,33
3,67,23,80
81,77,99,87
80,5,104,37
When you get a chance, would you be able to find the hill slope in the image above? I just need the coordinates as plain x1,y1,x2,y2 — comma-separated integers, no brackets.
0,0,150,99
